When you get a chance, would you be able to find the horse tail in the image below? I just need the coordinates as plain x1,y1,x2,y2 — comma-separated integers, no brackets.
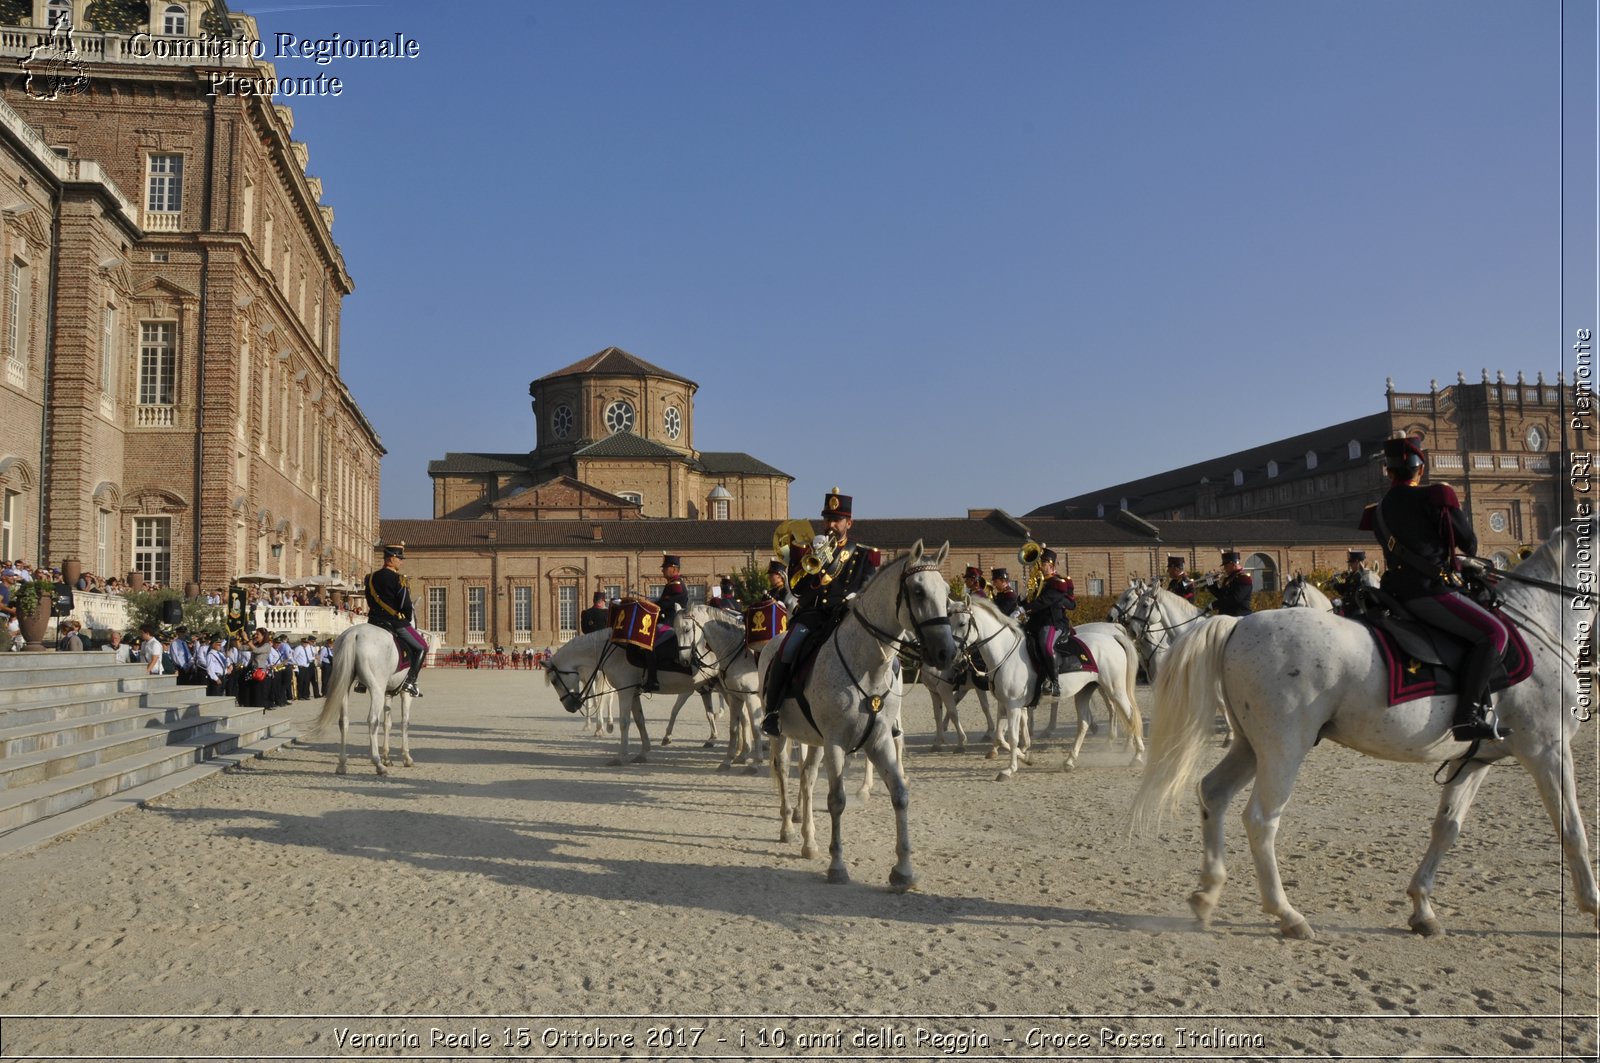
303,637,357,740
1129,615,1240,835
1110,623,1143,743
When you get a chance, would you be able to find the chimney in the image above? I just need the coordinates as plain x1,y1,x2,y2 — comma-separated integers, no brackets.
591,524,603,541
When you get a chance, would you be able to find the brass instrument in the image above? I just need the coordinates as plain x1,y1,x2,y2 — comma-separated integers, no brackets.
1018,540,1046,599
772,518,815,569
800,532,841,580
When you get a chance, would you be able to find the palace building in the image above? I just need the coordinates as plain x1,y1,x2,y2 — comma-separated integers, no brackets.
0,1,383,589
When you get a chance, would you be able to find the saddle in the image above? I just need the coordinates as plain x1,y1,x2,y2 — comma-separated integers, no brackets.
623,631,692,676
1357,590,1533,707
353,632,414,693
1053,633,1099,676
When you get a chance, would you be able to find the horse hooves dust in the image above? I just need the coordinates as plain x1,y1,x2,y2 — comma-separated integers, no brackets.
1187,893,1215,927
660,737,672,746
1410,919,1444,938
826,868,851,885
888,870,918,893
1281,919,1315,941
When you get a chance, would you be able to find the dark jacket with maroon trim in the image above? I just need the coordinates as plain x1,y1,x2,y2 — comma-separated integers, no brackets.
992,588,1021,617
1167,576,1195,602
654,577,689,624
365,568,414,631
1023,574,1075,632
1211,572,1254,616
1360,482,1475,600
791,540,880,628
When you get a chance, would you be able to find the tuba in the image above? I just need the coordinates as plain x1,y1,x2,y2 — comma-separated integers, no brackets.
772,518,815,570
1018,540,1046,599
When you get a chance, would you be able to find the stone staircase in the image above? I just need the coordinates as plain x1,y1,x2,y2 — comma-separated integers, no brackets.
0,653,297,856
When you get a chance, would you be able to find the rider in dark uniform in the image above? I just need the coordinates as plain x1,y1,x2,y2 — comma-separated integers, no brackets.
579,591,610,635
1165,555,1196,603
990,567,1021,619
1210,550,1254,617
717,576,743,615
1329,550,1372,618
365,542,428,697
642,554,689,692
1022,548,1074,699
760,559,790,605
963,565,988,600
1360,436,1511,742
762,488,881,736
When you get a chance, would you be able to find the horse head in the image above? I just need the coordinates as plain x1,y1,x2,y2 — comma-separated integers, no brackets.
543,639,588,714
899,539,957,671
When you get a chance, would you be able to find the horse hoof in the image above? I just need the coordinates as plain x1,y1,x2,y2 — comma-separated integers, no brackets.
402,756,414,767
994,770,1012,782
984,749,997,760
715,762,731,773
888,868,917,893
801,845,816,859
1063,759,1078,771
335,764,347,776
1409,918,1444,938
1281,919,1315,941
1187,892,1216,928
631,754,648,764
660,737,672,746
703,739,716,749
607,757,624,767
745,764,761,776
826,867,850,885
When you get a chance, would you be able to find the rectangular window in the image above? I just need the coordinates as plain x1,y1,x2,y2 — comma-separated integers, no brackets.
618,491,643,506
1087,577,1106,596
100,306,116,393
138,323,176,405
466,586,486,642
427,586,447,631
1,489,16,561
604,584,621,604
687,584,706,605
513,586,532,640
712,498,729,520
96,509,109,576
7,258,25,367
146,155,183,213
558,585,577,638
647,583,664,600
132,517,171,586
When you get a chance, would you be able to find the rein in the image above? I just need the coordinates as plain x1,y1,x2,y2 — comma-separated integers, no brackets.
548,641,626,708
849,560,952,658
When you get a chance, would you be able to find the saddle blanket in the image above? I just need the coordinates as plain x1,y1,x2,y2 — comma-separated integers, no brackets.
1367,622,1533,707
1055,634,1099,676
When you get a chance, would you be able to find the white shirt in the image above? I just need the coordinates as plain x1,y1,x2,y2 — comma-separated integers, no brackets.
140,637,163,675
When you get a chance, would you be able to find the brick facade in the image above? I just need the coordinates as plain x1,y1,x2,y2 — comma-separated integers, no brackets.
0,6,382,589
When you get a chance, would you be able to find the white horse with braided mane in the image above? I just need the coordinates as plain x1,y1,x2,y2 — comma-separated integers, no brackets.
950,598,1143,778
301,623,417,776
1131,528,1597,938
545,624,722,765
757,540,956,890
1280,574,1334,611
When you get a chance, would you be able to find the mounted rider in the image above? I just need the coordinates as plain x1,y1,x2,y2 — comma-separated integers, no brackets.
762,488,881,736
1329,549,1375,618
1209,550,1254,616
760,559,790,606
990,567,1022,620
1360,436,1511,742
641,554,690,693
1165,555,1196,603
365,541,428,697
1021,548,1074,698
962,565,988,600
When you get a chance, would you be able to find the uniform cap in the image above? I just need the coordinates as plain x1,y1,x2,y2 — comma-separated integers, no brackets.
1221,550,1240,565
382,541,406,559
1347,549,1366,561
822,487,853,519
661,554,681,569
990,567,1009,581
1166,555,1186,568
767,560,786,576
1383,436,1425,472
720,577,736,593
1038,548,1057,564
963,565,982,580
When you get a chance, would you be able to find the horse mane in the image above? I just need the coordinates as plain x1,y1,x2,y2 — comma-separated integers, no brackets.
965,593,1022,634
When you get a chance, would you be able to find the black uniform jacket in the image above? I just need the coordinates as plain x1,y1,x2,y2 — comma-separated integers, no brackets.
1211,572,1254,616
655,577,690,624
1359,483,1475,600
791,541,880,626
1023,575,1075,631
992,589,1021,616
1167,576,1195,602
579,605,610,635
366,568,414,630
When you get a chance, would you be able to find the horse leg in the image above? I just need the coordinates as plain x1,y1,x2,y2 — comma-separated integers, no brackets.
610,691,637,766
335,698,349,775
1405,757,1494,937
661,690,689,746
800,744,826,860
399,691,413,767
948,691,968,753
1189,740,1256,928
629,692,651,764
702,688,719,748
929,687,947,753
996,706,1024,781
1065,688,1093,770
866,737,916,892
380,700,392,767
823,742,851,883
1516,744,1600,923
772,737,794,843
367,688,386,776
1240,752,1313,939
978,689,995,743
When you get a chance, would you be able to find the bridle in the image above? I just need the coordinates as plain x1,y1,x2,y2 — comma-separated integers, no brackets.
948,599,1025,675
675,608,745,680
1120,583,1209,662
849,558,954,660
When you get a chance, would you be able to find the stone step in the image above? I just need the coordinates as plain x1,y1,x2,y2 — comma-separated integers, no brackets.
0,711,294,836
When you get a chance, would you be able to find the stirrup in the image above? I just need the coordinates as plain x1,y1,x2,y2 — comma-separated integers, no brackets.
402,680,423,698
1451,714,1508,742
762,711,782,737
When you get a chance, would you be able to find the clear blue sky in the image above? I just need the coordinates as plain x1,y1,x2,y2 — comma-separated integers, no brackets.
248,0,1596,520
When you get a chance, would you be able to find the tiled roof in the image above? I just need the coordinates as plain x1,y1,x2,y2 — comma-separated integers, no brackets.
695,451,792,479
1028,412,1393,516
426,452,534,475
534,346,697,388
573,432,683,459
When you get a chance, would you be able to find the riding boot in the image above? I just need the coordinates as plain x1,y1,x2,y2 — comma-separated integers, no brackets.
762,661,791,736
642,662,659,694
402,664,424,698
1450,647,1509,742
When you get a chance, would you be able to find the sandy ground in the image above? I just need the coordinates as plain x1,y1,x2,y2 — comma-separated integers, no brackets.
0,668,1595,1061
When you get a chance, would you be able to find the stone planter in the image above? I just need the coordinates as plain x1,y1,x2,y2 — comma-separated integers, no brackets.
17,597,52,651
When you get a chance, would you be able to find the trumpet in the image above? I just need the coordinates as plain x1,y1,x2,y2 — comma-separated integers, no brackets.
800,531,841,580
1018,540,1046,599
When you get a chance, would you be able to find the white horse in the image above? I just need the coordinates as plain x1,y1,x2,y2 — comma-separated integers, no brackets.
952,599,1144,778
673,603,768,772
756,540,956,890
301,624,417,776
545,625,720,766
919,649,995,753
1131,528,1598,939
660,682,723,749
1115,581,1234,745
1281,574,1333,611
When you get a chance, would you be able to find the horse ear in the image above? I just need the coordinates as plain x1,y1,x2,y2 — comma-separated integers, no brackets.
909,539,925,563
933,540,950,566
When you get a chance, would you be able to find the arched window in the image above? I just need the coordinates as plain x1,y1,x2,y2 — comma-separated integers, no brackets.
1232,468,1244,487
1305,450,1318,470
1243,552,1278,594
1347,439,1361,460
163,4,187,35
1266,460,1279,479
47,0,71,28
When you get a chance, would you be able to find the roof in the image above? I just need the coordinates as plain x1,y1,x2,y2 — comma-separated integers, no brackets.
573,433,683,459
534,346,697,388
696,451,792,479
426,452,533,476
378,513,1368,552
1028,411,1393,516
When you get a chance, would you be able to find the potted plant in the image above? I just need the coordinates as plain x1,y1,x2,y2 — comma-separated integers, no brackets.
10,578,51,650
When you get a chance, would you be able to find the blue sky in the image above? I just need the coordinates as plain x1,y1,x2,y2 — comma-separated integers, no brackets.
249,0,1597,520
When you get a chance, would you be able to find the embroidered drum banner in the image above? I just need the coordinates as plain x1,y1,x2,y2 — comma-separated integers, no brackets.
743,600,787,648
610,597,660,652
